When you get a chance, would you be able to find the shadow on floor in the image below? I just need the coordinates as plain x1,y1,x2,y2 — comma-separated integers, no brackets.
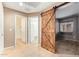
56,40,79,56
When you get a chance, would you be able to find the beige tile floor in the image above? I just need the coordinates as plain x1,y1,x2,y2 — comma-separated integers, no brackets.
0,39,79,57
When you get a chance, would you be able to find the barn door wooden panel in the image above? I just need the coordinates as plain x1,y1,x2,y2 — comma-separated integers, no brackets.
41,8,56,53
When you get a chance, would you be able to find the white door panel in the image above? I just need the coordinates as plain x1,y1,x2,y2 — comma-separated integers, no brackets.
28,16,39,46
0,2,4,51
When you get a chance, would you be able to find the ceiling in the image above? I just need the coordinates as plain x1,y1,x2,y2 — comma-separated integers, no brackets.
3,2,79,18
3,2,63,13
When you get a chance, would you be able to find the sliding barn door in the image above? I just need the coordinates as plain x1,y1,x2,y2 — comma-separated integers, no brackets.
41,8,56,53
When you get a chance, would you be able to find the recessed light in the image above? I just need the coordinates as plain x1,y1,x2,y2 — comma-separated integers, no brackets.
19,2,23,6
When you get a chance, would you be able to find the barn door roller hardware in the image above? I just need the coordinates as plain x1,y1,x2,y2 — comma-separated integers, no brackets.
54,2,70,9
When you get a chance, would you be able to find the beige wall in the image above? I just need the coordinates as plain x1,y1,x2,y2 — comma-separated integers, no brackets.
4,8,15,48
4,7,27,48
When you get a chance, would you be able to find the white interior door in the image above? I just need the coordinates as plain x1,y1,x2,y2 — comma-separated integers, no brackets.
15,15,26,45
0,3,4,51
28,16,39,46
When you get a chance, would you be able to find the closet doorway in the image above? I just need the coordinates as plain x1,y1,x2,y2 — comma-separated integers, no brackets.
15,15,27,48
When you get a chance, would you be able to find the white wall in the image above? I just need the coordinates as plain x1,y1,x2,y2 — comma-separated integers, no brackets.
27,17,31,44
56,20,59,33
21,16,27,43
56,2,79,19
0,2,4,51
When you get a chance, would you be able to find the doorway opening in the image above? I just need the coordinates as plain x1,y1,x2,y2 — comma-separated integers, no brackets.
55,2,79,55
15,15,26,48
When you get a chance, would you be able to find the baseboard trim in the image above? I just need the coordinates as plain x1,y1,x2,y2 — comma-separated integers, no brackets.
0,46,15,54
4,46,15,50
